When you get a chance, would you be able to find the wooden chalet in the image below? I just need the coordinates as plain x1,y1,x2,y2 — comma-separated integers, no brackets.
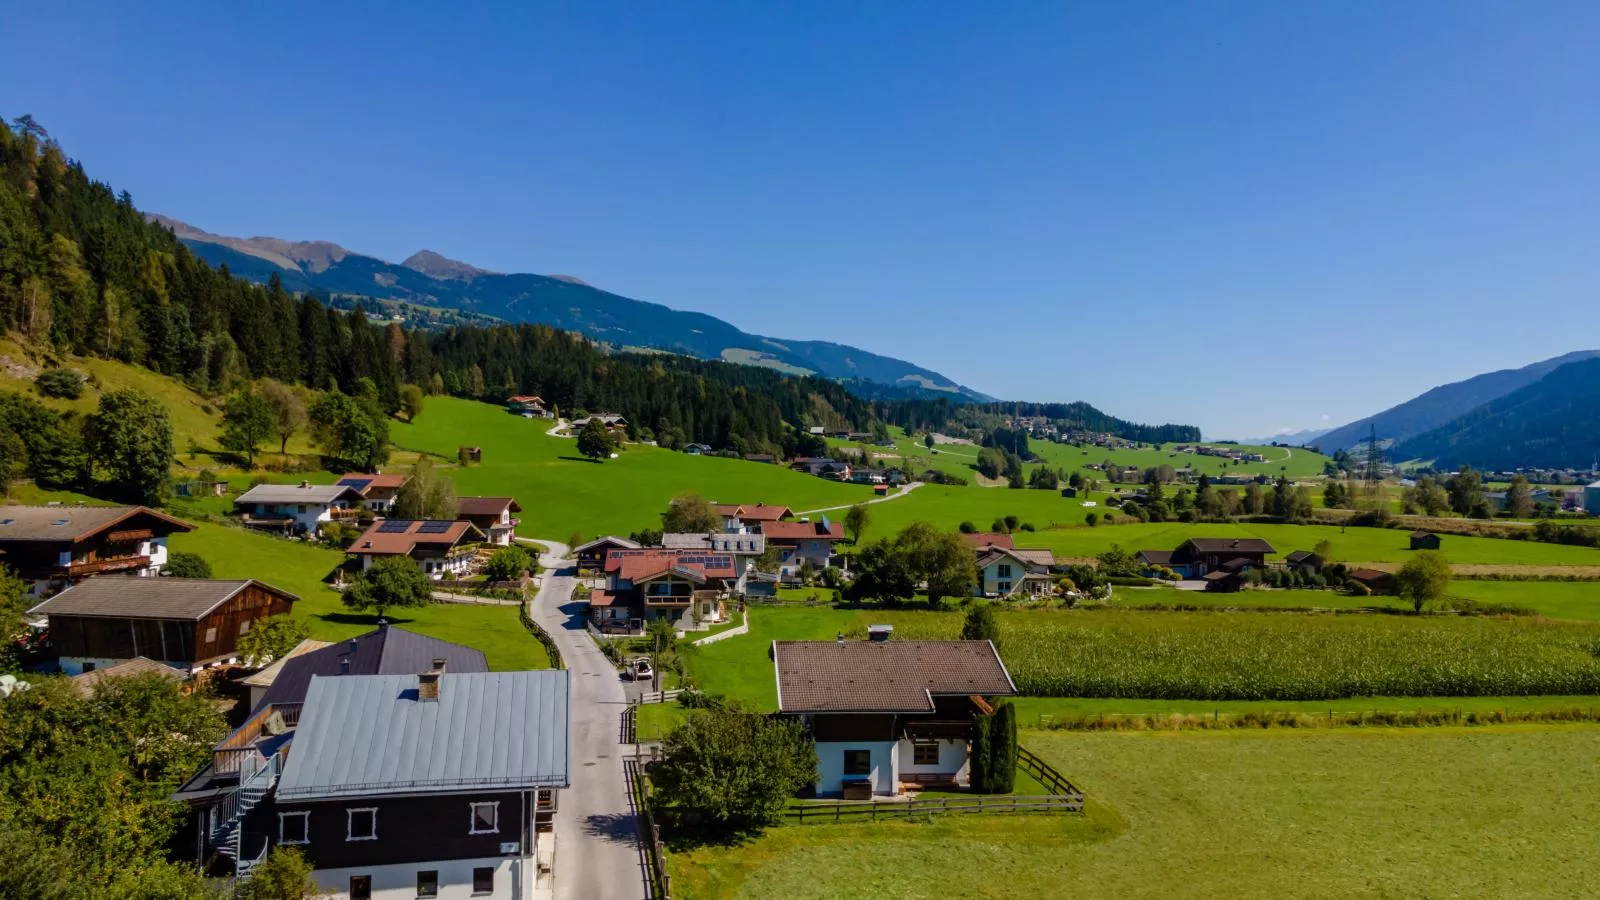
774,637,1017,798
456,496,522,546
710,502,795,533
1350,568,1396,595
335,472,411,514
589,549,738,633
1136,537,1276,579
571,536,640,573
0,504,194,591
28,578,297,675
346,519,484,580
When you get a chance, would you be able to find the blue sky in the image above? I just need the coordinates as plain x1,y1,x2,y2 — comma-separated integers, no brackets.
5,2,1598,438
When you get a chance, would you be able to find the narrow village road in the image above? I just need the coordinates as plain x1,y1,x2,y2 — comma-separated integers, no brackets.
793,480,924,516
525,541,649,900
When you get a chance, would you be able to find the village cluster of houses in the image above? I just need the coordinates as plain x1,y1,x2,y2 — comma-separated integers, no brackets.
1132,532,1445,593
0,501,567,898
1173,444,1268,463
229,475,524,581
575,503,847,634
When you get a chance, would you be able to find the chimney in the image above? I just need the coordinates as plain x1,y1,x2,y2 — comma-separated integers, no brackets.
418,666,443,701
836,631,845,647
340,658,351,675
348,639,358,652
432,657,447,673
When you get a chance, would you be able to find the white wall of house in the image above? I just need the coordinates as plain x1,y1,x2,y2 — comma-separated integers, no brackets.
1586,483,1600,515
59,656,132,677
978,560,1022,596
895,738,969,784
420,553,473,580
815,740,898,796
776,540,837,578
243,501,344,532
311,853,531,900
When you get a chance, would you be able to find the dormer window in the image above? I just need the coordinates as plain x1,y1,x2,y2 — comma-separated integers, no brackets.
469,801,499,834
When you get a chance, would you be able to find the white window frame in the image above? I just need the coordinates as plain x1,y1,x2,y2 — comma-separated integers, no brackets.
469,801,500,834
346,807,378,841
278,810,310,845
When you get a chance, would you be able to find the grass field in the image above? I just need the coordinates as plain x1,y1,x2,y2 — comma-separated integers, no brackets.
169,523,547,670
853,495,1600,567
1028,438,1330,480
1117,580,1600,620
389,398,868,538
667,724,1600,898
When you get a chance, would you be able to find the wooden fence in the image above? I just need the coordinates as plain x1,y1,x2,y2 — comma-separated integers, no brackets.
518,601,565,670
621,704,637,745
1015,745,1085,802
784,793,1082,824
638,688,684,704
627,757,671,900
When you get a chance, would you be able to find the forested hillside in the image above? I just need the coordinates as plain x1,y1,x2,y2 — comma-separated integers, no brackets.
0,115,1195,459
0,116,881,455
1392,356,1600,470
882,397,1201,444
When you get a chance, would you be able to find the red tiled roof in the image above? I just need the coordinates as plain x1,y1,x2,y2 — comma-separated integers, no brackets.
774,640,1016,713
347,519,480,555
761,520,844,541
710,503,793,521
588,589,620,608
604,549,737,581
961,532,1015,550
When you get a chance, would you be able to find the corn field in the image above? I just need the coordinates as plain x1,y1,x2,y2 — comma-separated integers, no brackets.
853,611,1600,700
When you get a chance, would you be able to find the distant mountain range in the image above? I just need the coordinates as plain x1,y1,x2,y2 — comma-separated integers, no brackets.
149,215,992,401
1314,350,1600,453
1391,356,1600,470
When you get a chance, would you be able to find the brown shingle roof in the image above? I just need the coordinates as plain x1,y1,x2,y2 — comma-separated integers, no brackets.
457,496,521,516
773,640,1016,713
347,519,481,555
28,578,298,621
710,503,793,521
761,520,844,541
1182,538,1276,555
70,657,184,697
1138,549,1175,566
0,505,194,542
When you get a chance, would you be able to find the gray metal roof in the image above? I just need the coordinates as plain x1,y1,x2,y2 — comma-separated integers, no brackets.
235,483,365,505
276,670,570,801
661,532,766,554
27,578,298,621
255,625,488,710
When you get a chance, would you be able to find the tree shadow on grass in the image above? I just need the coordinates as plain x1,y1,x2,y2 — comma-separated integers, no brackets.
557,455,605,464
315,612,418,627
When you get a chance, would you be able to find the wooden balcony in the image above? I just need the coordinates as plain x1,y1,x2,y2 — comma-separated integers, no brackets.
328,506,362,520
213,702,302,777
59,555,151,576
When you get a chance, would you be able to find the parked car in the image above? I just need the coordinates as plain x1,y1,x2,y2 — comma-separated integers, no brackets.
629,657,653,681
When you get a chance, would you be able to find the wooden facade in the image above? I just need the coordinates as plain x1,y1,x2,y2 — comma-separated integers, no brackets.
245,790,536,871
50,582,294,667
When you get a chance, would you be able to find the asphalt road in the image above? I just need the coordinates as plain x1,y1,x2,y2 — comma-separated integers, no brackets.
526,542,650,900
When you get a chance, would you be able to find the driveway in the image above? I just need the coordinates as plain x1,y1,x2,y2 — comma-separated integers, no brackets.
527,546,649,900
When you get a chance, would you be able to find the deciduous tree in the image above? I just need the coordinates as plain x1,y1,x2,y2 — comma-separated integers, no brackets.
661,493,721,533
844,503,870,543
391,458,458,520
84,388,173,504
1395,551,1451,612
577,418,614,462
651,706,817,836
220,387,275,468
259,378,307,456
343,556,433,618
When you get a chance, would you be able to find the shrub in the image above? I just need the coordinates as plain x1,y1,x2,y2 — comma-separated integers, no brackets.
163,552,212,579
651,707,817,836
34,369,84,399
960,603,1001,645
483,545,532,582
986,700,1018,794
969,711,993,793
1105,575,1154,587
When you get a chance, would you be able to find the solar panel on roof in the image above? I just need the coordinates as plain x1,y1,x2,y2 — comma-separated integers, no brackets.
339,477,374,490
376,520,412,533
417,521,454,534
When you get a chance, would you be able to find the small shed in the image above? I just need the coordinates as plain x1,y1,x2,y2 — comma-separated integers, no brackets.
1060,487,1078,498
873,483,890,496
1409,531,1441,551
458,446,482,465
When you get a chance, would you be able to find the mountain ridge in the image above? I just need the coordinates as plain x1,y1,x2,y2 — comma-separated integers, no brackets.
149,214,993,401
1315,349,1600,451
1392,357,1600,470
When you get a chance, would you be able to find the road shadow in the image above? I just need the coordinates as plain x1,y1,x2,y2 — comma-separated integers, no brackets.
582,812,642,846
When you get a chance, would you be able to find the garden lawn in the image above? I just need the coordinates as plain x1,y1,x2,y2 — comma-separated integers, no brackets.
668,725,1600,898
389,398,866,539
169,523,547,670
1450,579,1600,621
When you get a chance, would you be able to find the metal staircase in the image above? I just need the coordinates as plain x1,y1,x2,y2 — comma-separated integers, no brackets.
210,751,281,880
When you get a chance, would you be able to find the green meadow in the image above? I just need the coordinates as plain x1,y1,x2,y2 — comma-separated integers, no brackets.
668,725,1600,899
169,523,547,670
390,398,869,538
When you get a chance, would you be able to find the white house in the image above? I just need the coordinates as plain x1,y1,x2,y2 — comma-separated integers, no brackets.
346,519,485,579
761,518,845,581
235,483,366,535
774,637,1017,797
975,546,1056,597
